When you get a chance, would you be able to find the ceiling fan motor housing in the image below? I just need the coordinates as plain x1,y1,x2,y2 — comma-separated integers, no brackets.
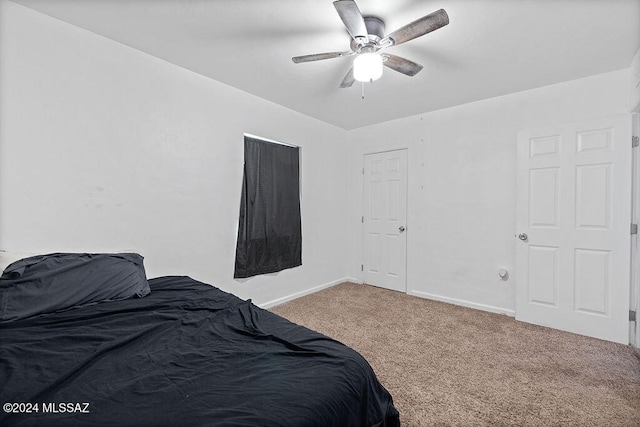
351,16,385,50
364,16,385,40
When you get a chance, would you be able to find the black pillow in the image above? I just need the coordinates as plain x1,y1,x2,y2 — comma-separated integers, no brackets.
0,253,150,322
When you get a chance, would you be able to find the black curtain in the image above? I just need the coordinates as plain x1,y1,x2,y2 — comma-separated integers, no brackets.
234,136,302,278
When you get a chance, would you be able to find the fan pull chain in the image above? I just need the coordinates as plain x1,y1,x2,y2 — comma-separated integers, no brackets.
361,79,375,99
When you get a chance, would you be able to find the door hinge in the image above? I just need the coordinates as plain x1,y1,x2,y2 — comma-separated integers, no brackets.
633,136,639,147
361,264,363,271
631,310,637,322
361,216,364,223
632,223,638,235
362,168,365,174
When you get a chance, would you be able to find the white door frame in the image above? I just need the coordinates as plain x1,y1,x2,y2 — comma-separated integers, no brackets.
631,112,639,348
360,147,409,292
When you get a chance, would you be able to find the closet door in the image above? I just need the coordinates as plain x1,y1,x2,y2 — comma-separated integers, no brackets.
516,115,632,343
362,149,408,292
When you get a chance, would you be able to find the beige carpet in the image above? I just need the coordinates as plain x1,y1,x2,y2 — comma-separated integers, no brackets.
270,282,640,426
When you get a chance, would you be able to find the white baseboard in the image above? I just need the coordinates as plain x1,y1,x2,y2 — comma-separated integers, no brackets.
408,290,516,317
259,279,516,317
259,278,347,309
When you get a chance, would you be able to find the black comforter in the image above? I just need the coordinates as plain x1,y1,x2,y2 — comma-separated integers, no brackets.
0,276,399,426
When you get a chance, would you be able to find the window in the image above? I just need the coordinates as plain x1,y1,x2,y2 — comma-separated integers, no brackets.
234,135,301,278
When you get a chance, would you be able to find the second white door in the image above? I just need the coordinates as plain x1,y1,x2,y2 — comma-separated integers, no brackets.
516,115,632,344
363,149,408,292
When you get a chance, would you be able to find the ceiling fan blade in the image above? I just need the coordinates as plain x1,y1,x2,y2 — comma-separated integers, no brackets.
383,54,423,77
339,67,355,88
383,9,449,46
333,0,368,41
292,51,350,63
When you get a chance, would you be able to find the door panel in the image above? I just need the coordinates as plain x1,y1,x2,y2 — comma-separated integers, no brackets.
575,163,611,229
529,167,560,227
527,245,559,307
573,248,610,315
516,115,631,343
363,150,407,292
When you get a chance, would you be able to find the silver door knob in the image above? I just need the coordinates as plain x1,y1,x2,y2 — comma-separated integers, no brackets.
518,233,528,241
399,226,406,233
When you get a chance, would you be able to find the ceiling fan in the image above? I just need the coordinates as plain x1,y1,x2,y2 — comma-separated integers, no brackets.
292,0,449,88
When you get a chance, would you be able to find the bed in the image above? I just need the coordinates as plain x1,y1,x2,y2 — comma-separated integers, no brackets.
0,253,399,426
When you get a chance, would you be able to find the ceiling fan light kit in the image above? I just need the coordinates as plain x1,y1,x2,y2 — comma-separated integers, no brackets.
291,0,449,90
353,52,383,82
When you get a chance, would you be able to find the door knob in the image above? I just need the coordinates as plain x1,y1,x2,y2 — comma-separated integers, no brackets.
518,233,528,241
399,226,406,233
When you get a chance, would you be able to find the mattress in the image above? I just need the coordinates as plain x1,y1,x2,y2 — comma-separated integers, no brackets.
0,275,399,426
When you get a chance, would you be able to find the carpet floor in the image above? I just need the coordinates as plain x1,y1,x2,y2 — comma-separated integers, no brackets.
270,282,640,426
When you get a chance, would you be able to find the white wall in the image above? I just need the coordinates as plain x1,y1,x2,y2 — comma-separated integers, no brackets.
1,0,636,320
347,69,632,314
0,1,348,306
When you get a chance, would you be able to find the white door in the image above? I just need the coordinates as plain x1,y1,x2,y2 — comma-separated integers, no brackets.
516,115,632,344
362,149,407,292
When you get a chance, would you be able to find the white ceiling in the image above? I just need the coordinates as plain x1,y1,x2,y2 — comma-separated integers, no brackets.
11,0,640,130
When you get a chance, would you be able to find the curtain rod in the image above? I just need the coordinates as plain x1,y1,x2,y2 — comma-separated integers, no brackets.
243,133,299,148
